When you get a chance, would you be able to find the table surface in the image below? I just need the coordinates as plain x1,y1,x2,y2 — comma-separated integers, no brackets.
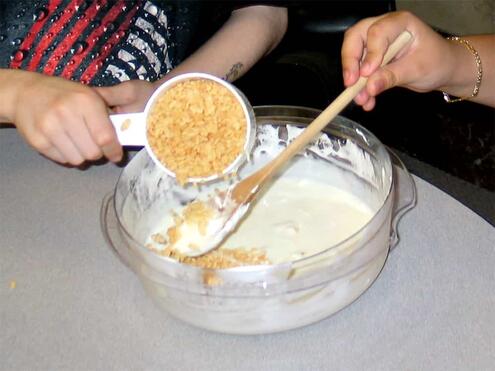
1,127,494,371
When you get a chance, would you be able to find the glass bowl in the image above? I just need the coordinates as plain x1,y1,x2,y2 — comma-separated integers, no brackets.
101,105,416,334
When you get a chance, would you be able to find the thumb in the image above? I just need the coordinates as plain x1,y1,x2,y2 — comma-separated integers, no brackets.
93,82,135,107
367,64,401,96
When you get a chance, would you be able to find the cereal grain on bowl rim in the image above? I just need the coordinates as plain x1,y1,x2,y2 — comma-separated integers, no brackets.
146,79,247,184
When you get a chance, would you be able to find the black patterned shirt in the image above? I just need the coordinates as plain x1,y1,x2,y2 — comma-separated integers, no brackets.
0,0,215,86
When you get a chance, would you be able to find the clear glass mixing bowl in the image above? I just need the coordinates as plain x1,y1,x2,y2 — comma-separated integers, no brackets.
101,105,416,334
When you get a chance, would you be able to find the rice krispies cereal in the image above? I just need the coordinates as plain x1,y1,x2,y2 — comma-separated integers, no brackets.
146,79,247,184
147,200,270,269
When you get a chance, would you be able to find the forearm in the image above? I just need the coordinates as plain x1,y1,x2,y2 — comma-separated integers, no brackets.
441,35,494,107
0,69,34,124
161,5,287,83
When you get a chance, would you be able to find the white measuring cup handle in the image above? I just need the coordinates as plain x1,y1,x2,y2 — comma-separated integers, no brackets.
110,112,146,146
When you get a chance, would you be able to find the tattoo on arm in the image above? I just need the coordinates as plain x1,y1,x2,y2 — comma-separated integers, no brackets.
223,62,244,82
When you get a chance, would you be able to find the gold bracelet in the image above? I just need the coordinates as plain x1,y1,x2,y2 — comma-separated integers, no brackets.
443,36,483,103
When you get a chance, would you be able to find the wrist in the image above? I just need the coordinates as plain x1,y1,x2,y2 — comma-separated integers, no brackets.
0,69,36,123
438,37,482,101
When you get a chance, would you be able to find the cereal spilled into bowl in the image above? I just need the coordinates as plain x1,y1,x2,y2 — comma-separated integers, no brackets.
146,78,249,184
146,199,271,269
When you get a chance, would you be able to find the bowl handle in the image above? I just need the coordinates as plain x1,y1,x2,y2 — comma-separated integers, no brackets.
388,149,417,249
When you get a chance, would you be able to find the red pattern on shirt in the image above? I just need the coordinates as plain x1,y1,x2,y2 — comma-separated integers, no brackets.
78,1,140,84
31,0,88,73
9,0,63,70
9,0,141,82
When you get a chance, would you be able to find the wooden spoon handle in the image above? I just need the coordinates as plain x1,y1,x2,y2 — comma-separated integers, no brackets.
234,31,413,200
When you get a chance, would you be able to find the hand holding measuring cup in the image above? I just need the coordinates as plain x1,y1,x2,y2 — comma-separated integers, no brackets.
110,73,256,184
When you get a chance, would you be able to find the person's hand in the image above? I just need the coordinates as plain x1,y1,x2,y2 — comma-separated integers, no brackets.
94,80,158,114
9,71,122,165
341,11,455,111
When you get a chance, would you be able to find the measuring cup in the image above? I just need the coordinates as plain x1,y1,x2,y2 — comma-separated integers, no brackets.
109,73,256,183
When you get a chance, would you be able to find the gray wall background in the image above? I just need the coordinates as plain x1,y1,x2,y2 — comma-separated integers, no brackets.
396,0,494,34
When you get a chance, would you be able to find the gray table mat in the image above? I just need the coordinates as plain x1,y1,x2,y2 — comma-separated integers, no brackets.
1,128,494,371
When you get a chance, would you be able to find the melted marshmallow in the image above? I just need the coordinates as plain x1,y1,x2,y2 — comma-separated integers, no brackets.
219,176,373,264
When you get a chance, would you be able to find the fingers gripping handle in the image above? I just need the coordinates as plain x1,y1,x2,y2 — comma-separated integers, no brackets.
346,30,413,99
263,31,414,175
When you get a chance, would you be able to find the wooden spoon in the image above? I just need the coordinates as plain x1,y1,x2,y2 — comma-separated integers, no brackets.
179,31,413,257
